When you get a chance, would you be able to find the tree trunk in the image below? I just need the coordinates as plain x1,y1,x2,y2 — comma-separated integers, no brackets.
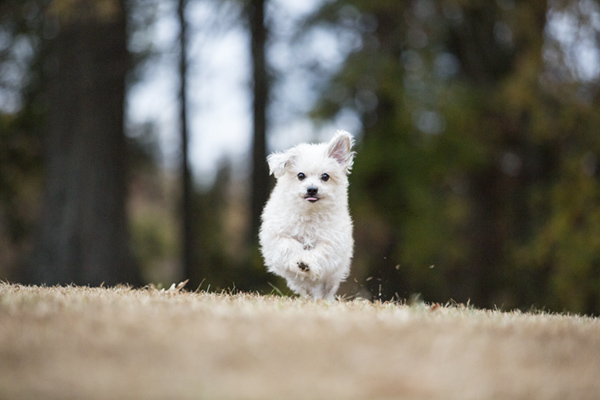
26,0,139,286
248,0,270,246
177,0,197,285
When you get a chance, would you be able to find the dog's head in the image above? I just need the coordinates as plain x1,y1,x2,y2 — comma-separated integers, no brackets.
266,131,355,206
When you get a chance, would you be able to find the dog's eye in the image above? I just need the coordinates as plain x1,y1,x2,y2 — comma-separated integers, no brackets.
297,172,306,181
321,173,330,182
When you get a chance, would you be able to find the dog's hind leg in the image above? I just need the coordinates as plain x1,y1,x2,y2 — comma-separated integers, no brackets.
323,281,340,301
284,277,311,298
310,279,340,301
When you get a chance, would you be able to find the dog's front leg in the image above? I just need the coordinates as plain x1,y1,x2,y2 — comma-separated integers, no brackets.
263,234,313,277
297,240,342,281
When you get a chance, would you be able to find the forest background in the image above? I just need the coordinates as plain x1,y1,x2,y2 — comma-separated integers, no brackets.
2,0,600,315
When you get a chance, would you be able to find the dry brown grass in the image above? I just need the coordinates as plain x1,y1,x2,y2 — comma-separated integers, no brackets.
1,282,599,400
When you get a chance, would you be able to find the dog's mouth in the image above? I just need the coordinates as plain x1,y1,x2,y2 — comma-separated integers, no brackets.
304,195,320,203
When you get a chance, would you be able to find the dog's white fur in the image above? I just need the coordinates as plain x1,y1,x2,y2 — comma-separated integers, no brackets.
259,131,355,300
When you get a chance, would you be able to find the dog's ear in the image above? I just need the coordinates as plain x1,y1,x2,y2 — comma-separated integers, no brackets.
327,130,356,174
267,151,293,178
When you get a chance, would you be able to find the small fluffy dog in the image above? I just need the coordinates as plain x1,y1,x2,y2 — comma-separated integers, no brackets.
259,131,355,300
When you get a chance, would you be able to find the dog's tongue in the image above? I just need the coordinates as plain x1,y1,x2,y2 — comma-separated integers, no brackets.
305,197,319,203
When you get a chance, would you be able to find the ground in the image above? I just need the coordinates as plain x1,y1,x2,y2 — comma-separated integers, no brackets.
1,282,599,400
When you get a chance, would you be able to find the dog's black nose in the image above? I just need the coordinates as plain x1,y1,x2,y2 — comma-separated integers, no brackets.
307,186,318,196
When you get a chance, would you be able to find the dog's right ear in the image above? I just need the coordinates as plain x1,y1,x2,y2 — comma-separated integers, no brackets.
267,151,293,178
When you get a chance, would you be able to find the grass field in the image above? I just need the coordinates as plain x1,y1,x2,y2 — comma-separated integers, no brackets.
1,282,599,400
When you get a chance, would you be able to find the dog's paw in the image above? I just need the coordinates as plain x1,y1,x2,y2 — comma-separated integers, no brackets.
297,262,310,272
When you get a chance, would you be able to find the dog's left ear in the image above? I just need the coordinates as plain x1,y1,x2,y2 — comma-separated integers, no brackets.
327,130,356,174
267,151,293,178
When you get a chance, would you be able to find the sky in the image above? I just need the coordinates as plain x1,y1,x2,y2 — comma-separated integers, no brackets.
126,0,361,185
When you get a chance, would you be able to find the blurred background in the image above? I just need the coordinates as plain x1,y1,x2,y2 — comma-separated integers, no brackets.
1,0,600,315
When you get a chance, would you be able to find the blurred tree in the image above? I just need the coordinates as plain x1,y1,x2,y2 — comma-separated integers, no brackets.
25,0,140,286
177,0,198,287
247,0,270,247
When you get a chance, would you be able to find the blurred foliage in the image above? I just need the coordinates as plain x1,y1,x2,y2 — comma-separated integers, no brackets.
0,0,46,277
189,161,273,293
0,110,43,278
306,0,600,314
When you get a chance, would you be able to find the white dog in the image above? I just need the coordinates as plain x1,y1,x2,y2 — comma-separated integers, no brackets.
259,131,355,300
